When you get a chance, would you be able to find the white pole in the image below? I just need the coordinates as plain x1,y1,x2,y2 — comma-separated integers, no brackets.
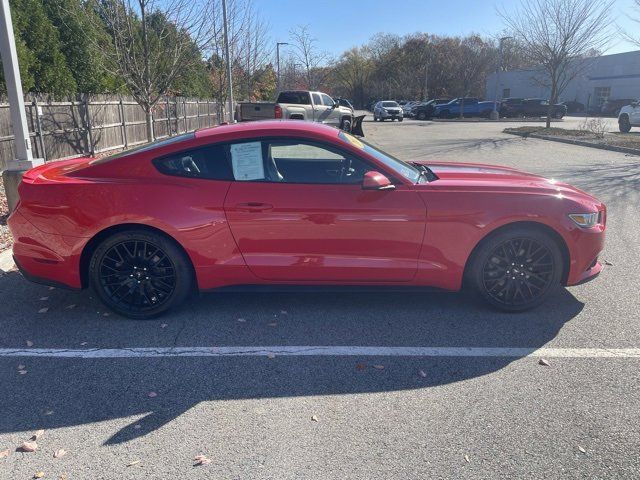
0,0,42,169
221,0,234,123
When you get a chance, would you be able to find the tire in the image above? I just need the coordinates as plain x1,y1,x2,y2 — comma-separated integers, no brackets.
466,226,563,312
417,111,426,120
89,229,194,319
619,115,632,133
373,115,378,122
341,118,352,132
398,117,403,122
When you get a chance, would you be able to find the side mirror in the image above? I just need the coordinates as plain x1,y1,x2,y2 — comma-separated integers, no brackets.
362,171,395,190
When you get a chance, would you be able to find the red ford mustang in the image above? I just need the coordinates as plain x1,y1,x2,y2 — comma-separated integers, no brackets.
8,121,605,318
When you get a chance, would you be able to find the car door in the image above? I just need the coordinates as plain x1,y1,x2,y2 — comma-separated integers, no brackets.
311,93,323,122
223,137,426,282
631,101,640,125
321,93,341,126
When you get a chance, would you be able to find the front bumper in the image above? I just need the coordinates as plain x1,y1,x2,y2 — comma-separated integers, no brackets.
379,111,403,119
564,224,606,286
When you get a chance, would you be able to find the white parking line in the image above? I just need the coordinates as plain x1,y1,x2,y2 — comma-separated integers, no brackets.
1,346,640,358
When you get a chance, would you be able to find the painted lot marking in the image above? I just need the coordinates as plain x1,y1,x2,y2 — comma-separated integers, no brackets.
1,346,640,358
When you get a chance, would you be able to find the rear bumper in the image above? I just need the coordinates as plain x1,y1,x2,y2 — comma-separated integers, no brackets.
8,209,84,289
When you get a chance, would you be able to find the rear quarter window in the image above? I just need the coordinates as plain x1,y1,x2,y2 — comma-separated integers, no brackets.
153,144,233,180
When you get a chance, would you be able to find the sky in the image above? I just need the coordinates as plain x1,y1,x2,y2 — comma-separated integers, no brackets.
258,0,639,58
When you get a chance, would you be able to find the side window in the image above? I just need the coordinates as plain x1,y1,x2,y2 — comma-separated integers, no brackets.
321,94,335,106
153,144,233,180
312,93,322,105
267,140,370,184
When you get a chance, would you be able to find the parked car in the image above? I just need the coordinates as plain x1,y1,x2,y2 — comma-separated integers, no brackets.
618,100,640,132
500,98,567,119
561,100,585,114
410,99,452,120
8,121,605,318
434,98,494,118
601,99,636,117
402,101,419,116
235,90,359,134
373,101,403,121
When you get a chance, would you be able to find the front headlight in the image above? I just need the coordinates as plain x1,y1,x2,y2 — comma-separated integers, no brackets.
568,212,600,228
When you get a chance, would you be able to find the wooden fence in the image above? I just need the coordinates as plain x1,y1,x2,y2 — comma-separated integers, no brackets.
0,94,223,171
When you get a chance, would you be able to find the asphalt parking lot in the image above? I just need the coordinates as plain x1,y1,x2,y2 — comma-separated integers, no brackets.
1,116,639,479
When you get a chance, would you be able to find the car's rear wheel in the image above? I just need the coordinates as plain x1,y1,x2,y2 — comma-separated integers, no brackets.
619,115,632,133
89,230,193,319
467,226,563,312
341,118,352,132
417,111,426,120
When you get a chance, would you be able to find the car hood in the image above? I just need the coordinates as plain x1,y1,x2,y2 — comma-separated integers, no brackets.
413,161,597,199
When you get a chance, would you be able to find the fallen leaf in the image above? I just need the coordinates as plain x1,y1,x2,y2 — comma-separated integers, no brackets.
17,364,26,370
26,340,34,347
33,472,45,479
59,476,67,480
0,449,9,458
38,308,49,314
147,391,158,398
18,370,27,375
311,415,319,422
32,429,45,440
236,318,246,323
266,353,276,359
604,260,613,266
418,369,427,378
538,358,551,367
44,410,54,416
267,322,277,327
39,297,49,301
80,342,88,346
355,363,366,371
126,460,141,467
193,454,212,466
53,449,66,458
160,323,168,328
464,454,470,463
65,304,76,310
373,364,385,370
578,445,586,454
280,310,288,315
20,441,38,452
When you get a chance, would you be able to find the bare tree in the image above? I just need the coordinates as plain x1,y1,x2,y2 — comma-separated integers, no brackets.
451,36,494,117
500,0,614,127
81,0,209,141
620,0,640,47
289,25,331,90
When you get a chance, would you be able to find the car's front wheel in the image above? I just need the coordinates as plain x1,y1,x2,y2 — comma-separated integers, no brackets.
467,226,563,312
89,229,193,319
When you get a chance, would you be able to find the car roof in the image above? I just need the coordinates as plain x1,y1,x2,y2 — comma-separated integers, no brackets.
194,120,342,141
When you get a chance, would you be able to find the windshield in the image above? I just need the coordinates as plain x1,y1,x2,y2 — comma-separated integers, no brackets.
382,101,399,107
338,131,420,183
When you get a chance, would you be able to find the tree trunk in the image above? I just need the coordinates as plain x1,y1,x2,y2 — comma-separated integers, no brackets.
145,107,154,142
459,97,465,118
547,79,557,129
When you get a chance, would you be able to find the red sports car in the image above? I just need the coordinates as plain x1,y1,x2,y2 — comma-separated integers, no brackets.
8,121,605,318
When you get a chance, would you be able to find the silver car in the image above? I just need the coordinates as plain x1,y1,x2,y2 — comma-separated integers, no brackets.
373,101,403,122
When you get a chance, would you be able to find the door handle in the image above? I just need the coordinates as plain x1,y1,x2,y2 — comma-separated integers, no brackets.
236,202,273,212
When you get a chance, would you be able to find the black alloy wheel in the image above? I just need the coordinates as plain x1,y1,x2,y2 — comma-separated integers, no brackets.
90,230,193,319
468,227,562,311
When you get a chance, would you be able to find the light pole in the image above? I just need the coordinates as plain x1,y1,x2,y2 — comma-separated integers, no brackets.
222,0,234,123
276,42,288,93
490,36,513,120
0,0,43,211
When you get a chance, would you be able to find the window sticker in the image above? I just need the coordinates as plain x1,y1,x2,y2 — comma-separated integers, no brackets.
230,142,265,180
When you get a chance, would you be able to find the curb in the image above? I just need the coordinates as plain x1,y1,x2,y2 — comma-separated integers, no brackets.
429,118,564,124
504,131,640,156
0,248,14,273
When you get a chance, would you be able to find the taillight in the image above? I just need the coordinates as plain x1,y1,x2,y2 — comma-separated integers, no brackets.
274,104,282,119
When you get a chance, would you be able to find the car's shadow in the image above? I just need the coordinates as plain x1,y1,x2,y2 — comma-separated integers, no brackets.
0,271,584,445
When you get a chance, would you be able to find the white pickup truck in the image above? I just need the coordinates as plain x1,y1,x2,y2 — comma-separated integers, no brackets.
236,90,363,135
618,100,640,132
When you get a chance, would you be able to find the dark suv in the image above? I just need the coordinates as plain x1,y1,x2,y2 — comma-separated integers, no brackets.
500,98,567,118
411,98,452,120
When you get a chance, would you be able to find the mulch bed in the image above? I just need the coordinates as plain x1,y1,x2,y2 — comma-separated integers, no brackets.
0,180,11,252
504,126,640,153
